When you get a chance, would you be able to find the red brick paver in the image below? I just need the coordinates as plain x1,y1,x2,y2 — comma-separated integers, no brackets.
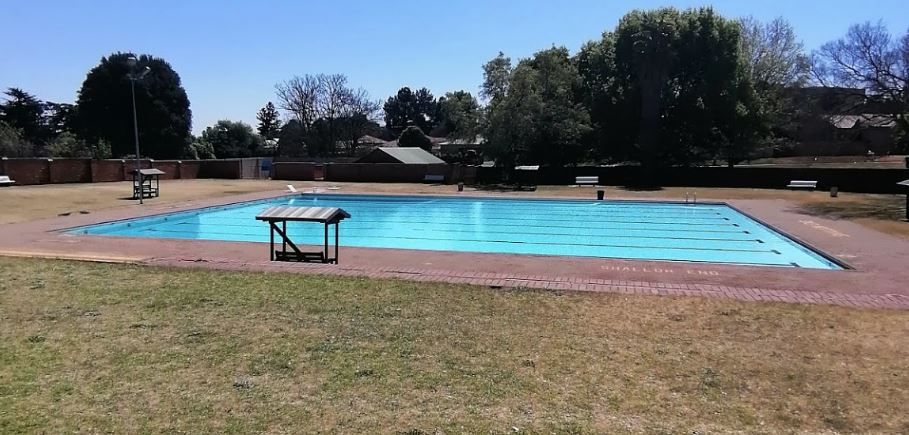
146,256,909,310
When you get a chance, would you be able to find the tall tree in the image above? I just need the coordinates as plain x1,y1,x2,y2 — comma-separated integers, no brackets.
383,87,438,133
337,87,381,156
481,52,512,102
576,32,632,162
74,52,192,158
383,87,415,132
736,16,807,164
201,120,264,158
484,47,592,167
812,22,908,150
739,16,808,87
615,9,679,170
256,102,282,139
275,73,378,156
0,88,46,145
43,102,76,137
438,90,481,140
610,8,750,168
275,119,307,157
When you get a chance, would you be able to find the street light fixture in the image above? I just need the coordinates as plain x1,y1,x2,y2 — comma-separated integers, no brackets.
126,55,151,204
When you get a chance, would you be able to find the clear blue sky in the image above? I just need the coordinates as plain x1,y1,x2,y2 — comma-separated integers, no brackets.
2,0,907,134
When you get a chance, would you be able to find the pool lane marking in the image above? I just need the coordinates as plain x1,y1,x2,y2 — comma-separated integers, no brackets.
157,219,749,235
151,225,764,243
157,215,739,228
129,227,780,254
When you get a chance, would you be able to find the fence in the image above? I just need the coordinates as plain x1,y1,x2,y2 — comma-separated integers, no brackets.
477,165,909,194
0,157,268,185
272,162,477,184
4,157,903,193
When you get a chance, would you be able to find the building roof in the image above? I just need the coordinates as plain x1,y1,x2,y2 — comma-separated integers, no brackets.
356,147,446,164
438,135,486,146
357,135,387,145
826,114,896,129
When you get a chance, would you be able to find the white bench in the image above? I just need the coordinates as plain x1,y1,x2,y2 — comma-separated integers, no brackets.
423,174,445,183
576,176,599,186
0,175,15,187
787,180,817,190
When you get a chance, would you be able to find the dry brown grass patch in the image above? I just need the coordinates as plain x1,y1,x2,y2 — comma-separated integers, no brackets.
1,257,907,433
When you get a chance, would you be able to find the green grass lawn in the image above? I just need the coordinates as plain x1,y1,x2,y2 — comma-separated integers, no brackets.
1,257,907,433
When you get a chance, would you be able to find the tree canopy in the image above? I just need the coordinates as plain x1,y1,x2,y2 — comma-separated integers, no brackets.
256,102,282,140
74,52,192,159
275,73,379,157
571,8,766,169
397,126,432,151
438,91,481,140
200,120,263,158
812,22,908,149
485,47,592,167
0,88,46,146
383,87,439,133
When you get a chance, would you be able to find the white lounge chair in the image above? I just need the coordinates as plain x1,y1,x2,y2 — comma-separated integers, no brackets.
286,184,298,193
0,175,15,187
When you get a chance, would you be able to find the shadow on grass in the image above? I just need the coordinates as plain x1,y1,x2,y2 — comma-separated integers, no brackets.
796,196,906,221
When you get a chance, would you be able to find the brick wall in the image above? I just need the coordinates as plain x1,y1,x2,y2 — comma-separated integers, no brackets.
2,158,51,184
91,160,127,182
272,162,317,181
152,161,179,180
198,159,242,178
49,159,92,183
179,161,201,179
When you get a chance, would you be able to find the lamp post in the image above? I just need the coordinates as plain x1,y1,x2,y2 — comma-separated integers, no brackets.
126,56,150,204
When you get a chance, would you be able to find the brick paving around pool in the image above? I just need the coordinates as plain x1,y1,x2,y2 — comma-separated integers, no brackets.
2,188,909,310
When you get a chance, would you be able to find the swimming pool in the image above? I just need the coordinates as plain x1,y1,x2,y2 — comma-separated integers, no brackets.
71,194,843,269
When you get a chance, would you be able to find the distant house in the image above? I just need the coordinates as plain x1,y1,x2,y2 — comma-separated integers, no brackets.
783,87,898,155
355,147,446,165
357,135,387,146
435,136,486,157
382,136,447,148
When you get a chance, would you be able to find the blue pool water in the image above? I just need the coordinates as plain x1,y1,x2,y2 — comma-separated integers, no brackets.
71,194,842,269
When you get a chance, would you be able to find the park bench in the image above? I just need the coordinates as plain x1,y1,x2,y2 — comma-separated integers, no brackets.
787,180,818,190
576,176,599,186
423,174,445,183
0,175,15,187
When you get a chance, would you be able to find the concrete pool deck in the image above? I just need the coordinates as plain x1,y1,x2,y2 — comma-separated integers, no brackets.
1,187,908,310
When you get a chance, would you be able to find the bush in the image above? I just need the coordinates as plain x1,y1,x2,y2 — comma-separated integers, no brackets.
201,120,263,158
186,138,216,159
397,126,432,151
0,120,35,157
48,132,111,159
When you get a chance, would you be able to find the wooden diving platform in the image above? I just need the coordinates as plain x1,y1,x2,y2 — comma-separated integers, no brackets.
255,206,351,264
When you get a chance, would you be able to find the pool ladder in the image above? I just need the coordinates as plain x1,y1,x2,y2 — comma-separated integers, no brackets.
685,191,697,204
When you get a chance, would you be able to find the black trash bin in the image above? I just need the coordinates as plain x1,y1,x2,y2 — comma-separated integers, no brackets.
597,190,605,200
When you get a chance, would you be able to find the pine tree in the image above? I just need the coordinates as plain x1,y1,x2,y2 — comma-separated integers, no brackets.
256,102,282,140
